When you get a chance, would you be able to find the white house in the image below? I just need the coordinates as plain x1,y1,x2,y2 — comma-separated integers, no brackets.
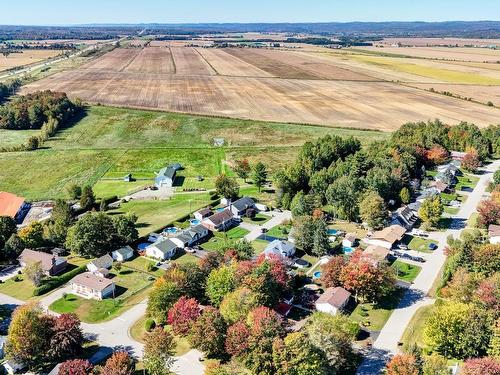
263,240,296,258
315,287,351,315
87,254,113,274
112,246,134,262
229,197,255,217
155,164,181,188
146,238,178,260
342,233,356,248
194,207,212,221
71,272,115,300
170,225,210,248
363,224,406,249
489,224,500,244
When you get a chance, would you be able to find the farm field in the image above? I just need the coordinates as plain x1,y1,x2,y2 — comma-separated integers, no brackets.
377,37,500,47
358,46,500,62
21,45,500,131
0,49,62,71
409,83,500,106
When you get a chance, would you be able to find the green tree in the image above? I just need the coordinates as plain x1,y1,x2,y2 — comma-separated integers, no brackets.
215,174,239,200
146,279,181,325
290,191,316,217
80,185,95,211
112,213,138,244
234,159,251,182
0,215,17,255
47,199,72,244
272,332,328,375
419,196,443,227
143,327,175,375
312,217,330,257
399,187,411,205
67,184,82,200
18,222,45,249
253,162,268,192
25,136,39,151
4,233,24,260
65,212,116,257
359,190,387,230
422,353,449,375
206,265,236,306
292,216,315,254
24,261,45,287
220,287,259,325
326,175,363,221
494,170,500,185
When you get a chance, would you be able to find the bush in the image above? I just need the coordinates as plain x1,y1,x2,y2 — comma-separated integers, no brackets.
33,265,86,296
145,318,156,332
146,263,154,272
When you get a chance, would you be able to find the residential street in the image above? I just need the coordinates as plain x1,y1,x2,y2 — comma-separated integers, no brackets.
357,159,500,374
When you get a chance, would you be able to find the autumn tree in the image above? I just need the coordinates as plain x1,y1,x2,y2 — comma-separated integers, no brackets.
234,159,251,182
146,279,180,325
24,261,45,286
359,190,387,230
422,353,449,375
189,307,227,358
49,313,84,360
215,174,239,200
472,243,500,275
462,357,500,375
461,151,481,173
426,145,449,165
167,296,200,336
58,359,93,375
143,327,175,375
225,321,250,357
399,187,411,205
419,196,444,228
101,351,135,375
321,256,347,288
206,264,236,307
386,354,419,375
477,199,500,228
220,287,259,325
18,221,45,249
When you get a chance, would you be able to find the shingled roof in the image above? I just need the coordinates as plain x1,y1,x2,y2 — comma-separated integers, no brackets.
0,192,25,218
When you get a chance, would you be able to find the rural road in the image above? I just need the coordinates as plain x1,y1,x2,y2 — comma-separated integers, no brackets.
356,159,500,374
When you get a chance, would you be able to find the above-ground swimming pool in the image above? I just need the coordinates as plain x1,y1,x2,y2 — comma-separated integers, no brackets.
327,229,338,235
343,246,354,254
138,243,149,250
313,271,322,279
163,227,178,234
189,219,201,226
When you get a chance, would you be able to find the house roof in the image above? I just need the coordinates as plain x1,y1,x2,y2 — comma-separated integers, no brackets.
71,272,114,291
149,238,178,254
157,166,177,181
19,249,64,272
371,225,406,244
344,233,356,242
184,225,207,238
89,254,113,269
231,197,255,212
489,224,500,238
429,180,448,192
275,302,292,317
206,210,234,226
316,287,351,308
113,246,134,257
174,232,193,244
264,240,295,256
196,208,212,216
362,245,390,263
0,192,25,218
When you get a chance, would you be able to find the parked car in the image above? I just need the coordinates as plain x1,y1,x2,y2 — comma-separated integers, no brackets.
412,256,426,263
428,243,438,250
398,244,408,250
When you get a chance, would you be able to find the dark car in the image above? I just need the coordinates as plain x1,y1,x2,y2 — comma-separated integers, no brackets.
428,243,438,250
412,256,426,263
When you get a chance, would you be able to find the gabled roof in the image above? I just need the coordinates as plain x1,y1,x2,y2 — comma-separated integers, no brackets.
231,197,255,211
316,287,351,308
89,254,113,269
149,238,178,254
72,272,114,291
362,245,390,263
19,249,64,272
0,192,25,218
344,233,356,242
174,232,193,244
113,246,134,256
489,224,500,238
186,224,208,237
264,240,295,256
371,225,406,244
206,210,234,226
157,166,176,180
196,207,212,216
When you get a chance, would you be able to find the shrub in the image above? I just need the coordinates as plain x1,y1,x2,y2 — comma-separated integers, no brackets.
145,318,156,332
33,265,86,296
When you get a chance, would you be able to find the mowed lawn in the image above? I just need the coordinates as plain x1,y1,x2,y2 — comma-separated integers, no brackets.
0,129,40,148
391,260,422,283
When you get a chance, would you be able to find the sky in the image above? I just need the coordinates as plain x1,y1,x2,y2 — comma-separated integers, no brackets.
0,0,498,25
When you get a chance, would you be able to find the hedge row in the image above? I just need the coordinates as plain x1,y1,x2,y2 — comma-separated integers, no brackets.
33,264,87,296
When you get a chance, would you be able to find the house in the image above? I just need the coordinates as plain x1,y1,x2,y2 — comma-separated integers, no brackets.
181,225,209,246
112,246,134,262
408,201,422,213
342,233,356,248
416,187,440,202
155,164,181,188
363,224,406,249
435,171,456,186
392,206,418,229
437,163,459,176
451,151,467,162
230,197,255,217
19,249,67,276
0,192,31,224
315,287,351,315
202,210,235,232
71,272,115,300
488,224,500,244
146,238,178,260
429,180,449,193
87,254,113,274
361,245,390,266
194,207,212,221
2,360,25,375
263,240,296,258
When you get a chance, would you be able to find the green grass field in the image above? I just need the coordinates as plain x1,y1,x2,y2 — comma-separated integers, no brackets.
0,129,40,147
406,235,437,254
400,304,435,348
391,260,422,283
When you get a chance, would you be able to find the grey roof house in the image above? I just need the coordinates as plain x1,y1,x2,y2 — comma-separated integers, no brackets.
146,238,178,260
230,197,255,216
155,164,182,188
87,254,113,273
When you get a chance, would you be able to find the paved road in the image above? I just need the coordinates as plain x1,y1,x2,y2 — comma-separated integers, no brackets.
357,160,499,374
244,210,292,242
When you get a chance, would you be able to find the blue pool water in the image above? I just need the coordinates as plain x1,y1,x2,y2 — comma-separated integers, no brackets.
163,227,178,234
138,243,149,250
313,271,322,279
327,229,338,235
343,246,354,254
216,207,226,212
190,219,201,226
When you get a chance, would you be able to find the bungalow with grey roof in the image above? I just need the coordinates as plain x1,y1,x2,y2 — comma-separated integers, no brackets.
87,254,113,274
112,246,134,262
264,240,296,258
155,164,182,188
146,238,178,260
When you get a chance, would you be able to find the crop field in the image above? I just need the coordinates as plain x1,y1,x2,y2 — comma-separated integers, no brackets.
0,49,62,71
410,83,500,106
20,43,500,130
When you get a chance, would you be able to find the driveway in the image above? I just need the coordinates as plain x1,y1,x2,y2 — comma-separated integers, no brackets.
244,210,292,242
357,160,499,374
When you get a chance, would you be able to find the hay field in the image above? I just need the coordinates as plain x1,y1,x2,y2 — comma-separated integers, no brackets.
22,45,500,130
410,83,500,106
0,49,62,72
379,37,500,47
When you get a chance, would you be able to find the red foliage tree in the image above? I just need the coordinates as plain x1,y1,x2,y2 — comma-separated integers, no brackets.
101,351,135,375
461,151,481,173
425,145,449,165
385,354,419,375
50,313,84,359
474,274,500,311
58,359,93,375
256,254,291,289
225,321,250,357
247,306,284,339
200,252,223,275
462,357,500,375
234,260,256,283
340,249,395,303
472,244,500,274
321,256,347,287
167,296,200,336
477,199,500,228
189,306,227,358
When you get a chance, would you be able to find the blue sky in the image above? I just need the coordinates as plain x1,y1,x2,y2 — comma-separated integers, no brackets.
1,0,498,25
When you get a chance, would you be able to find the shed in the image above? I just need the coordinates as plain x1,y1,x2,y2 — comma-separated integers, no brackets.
112,246,134,262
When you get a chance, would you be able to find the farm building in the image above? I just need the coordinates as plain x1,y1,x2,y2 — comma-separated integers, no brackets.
112,246,134,262
71,272,115,300
315,287,351,315
229,197,255,217
263,240,296,258
363,225,406,249
146,238,178,260
155,164,182,188
87,254,113,274
0,192,30,224
203,210,236,232
18,249,67,276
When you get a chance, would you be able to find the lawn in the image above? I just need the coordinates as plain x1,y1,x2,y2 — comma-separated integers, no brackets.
108,192,215,236
49,269,155,323
122,256,165,278
242,213,271,225
200,226,250,253
266,224,292,239
406,235,437,254
443,206,459,215
350,288,405,331
0,274,37,301
391,260,422,283
400,304,435,348
252,239,270,255
455,174,479,191
0,129,40,148
92,179,151,199
223,226,250,240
